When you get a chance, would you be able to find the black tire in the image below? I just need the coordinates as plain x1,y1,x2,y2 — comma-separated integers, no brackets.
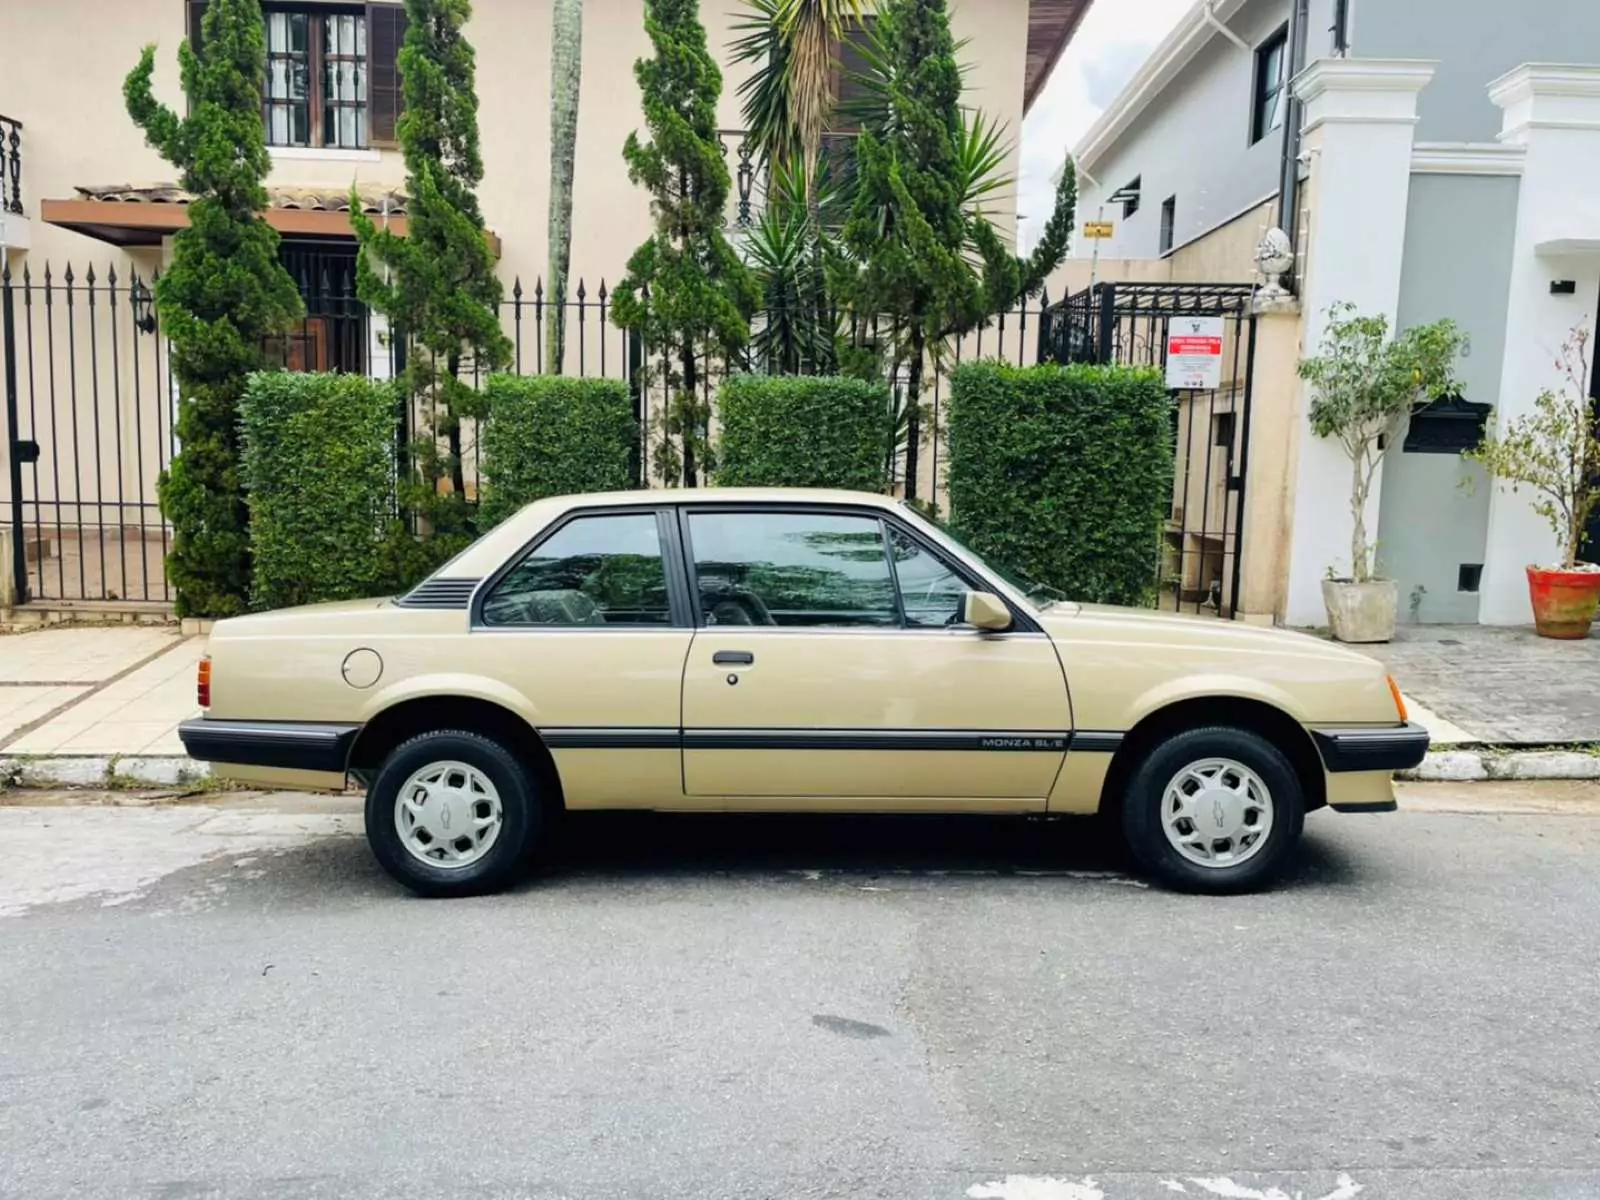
1121,725,1305,894
364,729,542,898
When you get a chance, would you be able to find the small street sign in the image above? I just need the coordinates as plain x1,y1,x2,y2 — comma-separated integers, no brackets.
1165,315,1225,390
1082,221,1115,239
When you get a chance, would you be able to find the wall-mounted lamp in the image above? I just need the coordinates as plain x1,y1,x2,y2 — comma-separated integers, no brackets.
131,277,157,334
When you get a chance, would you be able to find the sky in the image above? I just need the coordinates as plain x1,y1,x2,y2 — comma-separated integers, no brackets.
1017,0,1195,252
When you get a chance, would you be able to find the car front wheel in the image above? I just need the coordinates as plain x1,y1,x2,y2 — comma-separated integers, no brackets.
364,730,541,898
1121,725,1306,894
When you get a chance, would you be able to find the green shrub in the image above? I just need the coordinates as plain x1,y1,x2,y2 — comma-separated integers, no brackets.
240,372,405,611
947,362,1173,606
479,375,636,527
714,374,893,491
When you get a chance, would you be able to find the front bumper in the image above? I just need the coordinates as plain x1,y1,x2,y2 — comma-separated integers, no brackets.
1310,722,1430,774
178,718,360,774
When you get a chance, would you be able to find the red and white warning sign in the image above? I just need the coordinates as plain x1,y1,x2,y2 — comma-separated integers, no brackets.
1165,316,1225,390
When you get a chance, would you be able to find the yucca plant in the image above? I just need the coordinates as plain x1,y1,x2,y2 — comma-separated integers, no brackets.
746,159,842,375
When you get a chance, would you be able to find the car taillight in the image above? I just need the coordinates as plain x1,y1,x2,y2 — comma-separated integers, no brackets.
1386,674,1408,723
198,657,212,709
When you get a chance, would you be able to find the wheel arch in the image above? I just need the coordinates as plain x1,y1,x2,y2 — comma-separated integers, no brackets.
348,695,565,810
1097,695,1327,818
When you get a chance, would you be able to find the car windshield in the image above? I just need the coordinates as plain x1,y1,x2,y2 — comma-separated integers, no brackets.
900,504,1069,609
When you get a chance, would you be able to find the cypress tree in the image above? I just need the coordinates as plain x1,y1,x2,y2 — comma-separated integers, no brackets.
611,0,759,486
352,0,509,569
124,0,303,617
546,0,585,373
837,0,1076,500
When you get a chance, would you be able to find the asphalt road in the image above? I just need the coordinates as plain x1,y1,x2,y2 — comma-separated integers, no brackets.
1,784,1598,1200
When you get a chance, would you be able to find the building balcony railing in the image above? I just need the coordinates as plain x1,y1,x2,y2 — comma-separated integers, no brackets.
0,114,22,216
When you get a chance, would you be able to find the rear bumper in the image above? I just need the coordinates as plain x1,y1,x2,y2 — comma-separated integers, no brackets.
1310,722,1430,773
178,718,360,774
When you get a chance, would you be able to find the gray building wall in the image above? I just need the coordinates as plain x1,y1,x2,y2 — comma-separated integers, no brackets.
1076,0,1340,260
1375,173,1521,624
1354,0,1600,142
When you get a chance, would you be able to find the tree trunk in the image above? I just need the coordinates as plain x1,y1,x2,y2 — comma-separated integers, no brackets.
446,350,467,502
681,339,698,488
1350,448,1369,583
546,0,584,375
904,333,924,502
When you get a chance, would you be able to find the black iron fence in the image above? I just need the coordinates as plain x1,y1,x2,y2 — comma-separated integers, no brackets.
2,254,1060,607
1041,281,1259,618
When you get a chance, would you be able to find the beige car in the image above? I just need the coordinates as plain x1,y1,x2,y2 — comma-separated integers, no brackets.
180,488,1426,897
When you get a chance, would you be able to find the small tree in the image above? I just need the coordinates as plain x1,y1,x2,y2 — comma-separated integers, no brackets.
611,0,759,486
834,0,1076,500
1300,305,1465,582
1466,322,1599,568
353,0,509,572
124,0,304,617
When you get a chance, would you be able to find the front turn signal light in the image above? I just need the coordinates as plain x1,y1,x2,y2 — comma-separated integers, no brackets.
1386,674,1408,723
198,657,212,709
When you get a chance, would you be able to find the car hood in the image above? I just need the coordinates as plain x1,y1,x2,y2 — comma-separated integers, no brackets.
1039,602,1381,666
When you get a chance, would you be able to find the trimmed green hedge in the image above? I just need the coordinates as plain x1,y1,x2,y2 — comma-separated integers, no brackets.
240,372,403,611
479,375,636,527
714,374,893,491
946,362,1173,606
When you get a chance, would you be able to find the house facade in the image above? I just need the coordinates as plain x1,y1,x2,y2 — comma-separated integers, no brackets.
0,0,1084,609
1050,0,1600,628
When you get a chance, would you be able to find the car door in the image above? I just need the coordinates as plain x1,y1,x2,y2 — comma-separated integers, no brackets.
678,505,1073,808
469,506,694,808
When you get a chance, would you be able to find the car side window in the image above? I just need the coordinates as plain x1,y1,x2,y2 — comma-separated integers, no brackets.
687,511,899,628
889,527,968,627
481,513,672,627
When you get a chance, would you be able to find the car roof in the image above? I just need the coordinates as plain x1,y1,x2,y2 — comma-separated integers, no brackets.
546,487,898,509
437,488,903,581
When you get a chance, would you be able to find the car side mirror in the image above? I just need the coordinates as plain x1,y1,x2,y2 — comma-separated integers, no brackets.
961,591,1013,632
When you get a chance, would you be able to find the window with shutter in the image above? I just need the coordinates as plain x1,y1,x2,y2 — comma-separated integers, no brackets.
367,3,408,147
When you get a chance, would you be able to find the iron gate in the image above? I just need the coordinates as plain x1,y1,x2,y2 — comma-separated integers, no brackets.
1041,281,1259,618
2,260,178,606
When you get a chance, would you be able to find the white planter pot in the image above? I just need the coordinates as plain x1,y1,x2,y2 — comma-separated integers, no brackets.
1322,579,1398,644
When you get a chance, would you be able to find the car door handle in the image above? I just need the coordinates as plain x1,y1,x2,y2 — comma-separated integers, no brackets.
713,650,755,666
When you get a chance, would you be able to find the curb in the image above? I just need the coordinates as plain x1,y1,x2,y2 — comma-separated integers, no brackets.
1401,749,1600,783
0,755,213,791
7,749,1600,790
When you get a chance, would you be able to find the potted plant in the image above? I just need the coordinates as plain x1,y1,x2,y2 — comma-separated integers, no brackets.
1299,305,1465,642
1466,322,1600,638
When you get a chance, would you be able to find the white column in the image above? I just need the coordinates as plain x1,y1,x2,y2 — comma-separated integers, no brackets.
1281,59,1435,627
1478,65,1600,624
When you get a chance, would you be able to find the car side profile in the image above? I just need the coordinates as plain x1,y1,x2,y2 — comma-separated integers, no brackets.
179,488,1428,897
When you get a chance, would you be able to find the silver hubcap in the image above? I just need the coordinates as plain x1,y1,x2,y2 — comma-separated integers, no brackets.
1160,757,1274,868
394,760,504,869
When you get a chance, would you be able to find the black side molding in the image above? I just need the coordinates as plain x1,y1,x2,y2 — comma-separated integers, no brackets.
178,719,360,774
1310,723,1430,773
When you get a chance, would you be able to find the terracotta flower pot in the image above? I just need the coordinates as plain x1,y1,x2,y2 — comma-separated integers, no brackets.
1526,565,1600,639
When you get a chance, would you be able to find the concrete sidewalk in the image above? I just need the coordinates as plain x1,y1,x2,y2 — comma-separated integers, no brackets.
2,620,1599,787
1,626,204,786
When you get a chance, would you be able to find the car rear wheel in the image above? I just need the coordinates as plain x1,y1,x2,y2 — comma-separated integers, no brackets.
364,730,541,898
1121,726,1305,894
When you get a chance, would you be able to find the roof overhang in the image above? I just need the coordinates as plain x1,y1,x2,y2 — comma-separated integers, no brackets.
39,198,421,247
40,196,503,258
1071,0,1250,175
1024,0,1094,115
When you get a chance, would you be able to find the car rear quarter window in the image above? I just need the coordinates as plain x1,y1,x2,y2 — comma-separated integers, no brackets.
687,511,899,628
482,513,672,626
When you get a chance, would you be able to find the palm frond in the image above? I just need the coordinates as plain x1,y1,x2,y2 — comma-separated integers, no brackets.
955,108,1014,214
732,0,798,168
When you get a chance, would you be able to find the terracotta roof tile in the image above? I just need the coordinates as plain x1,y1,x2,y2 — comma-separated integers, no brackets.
74,183,408,215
